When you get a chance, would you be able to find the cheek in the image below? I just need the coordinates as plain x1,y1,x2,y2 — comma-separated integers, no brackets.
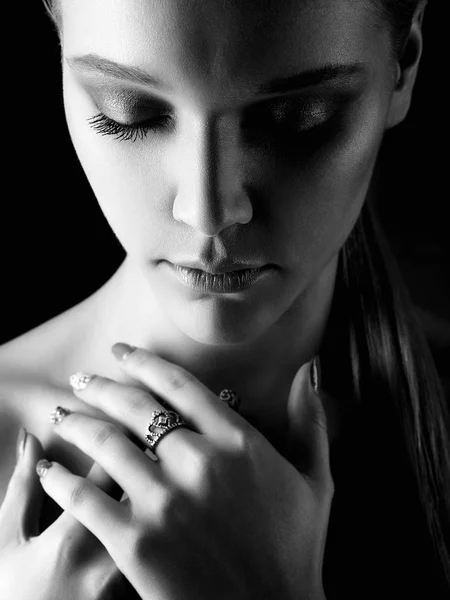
64,68,386,273
267,95,386,272
63,74,169,255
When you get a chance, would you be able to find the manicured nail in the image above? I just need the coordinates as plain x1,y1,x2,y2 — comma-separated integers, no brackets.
36,459,53,478
112,343,137,361
69,372,94,391
49,406,73,425
310,356,321,394
16,428,27,463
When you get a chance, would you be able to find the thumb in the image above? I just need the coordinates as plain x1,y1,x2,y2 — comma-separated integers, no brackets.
0,429,46,542
285,356,332,485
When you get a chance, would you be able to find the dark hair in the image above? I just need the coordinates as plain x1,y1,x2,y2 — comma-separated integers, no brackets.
330,2,449,592
42,0,61,35
371,0,428,58
41,0,449,594
320,198,450,595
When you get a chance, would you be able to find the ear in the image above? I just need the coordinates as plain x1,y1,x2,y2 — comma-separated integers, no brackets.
385,1,427,130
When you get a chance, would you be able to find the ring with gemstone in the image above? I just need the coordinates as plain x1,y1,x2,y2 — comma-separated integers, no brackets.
145,409,188,453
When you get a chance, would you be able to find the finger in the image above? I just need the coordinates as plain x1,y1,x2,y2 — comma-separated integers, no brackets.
49,408,166,501
69,373,226,487
69,373,197,458
0,430,45,541
51,407,133,501
285,357,333,487
36,458,127,555
54,459,127,535
109,344,246,442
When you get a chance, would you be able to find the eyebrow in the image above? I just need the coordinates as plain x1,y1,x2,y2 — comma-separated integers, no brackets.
66,53,369,96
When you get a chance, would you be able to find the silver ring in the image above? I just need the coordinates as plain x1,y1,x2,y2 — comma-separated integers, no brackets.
49,406,73,424
145,410,188,453
219,389,241,412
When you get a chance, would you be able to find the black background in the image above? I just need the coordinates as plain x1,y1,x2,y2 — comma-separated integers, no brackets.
1,3,448,373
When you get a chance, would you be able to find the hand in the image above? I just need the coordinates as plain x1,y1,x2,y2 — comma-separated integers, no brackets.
0,429,140,600
37,345,334,600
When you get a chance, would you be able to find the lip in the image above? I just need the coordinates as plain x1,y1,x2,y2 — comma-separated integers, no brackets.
169,260,270,274
168,263,271,294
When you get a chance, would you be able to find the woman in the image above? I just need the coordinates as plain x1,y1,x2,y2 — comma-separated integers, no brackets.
0,0,448,598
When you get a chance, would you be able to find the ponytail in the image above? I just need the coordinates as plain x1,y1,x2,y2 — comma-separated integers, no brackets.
321,199,450,595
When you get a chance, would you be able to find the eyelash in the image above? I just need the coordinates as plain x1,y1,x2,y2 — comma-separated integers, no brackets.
87,112,173,142
87,108,333,144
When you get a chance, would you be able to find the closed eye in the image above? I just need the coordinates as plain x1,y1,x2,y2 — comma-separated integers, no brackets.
87,112,174,142
87,97,337,144
242,97,334,134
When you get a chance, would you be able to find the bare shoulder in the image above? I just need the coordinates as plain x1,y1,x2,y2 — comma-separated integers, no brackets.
0,344,68,506
0,307,97,507
0,360,24,507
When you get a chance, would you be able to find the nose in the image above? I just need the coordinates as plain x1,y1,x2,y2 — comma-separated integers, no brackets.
172,115,253,236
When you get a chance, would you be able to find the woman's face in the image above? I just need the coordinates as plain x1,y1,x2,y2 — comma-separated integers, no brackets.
61,0,398,346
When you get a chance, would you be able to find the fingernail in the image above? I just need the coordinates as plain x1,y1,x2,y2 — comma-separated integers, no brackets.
69,372,94,391
112,343,137,361
16,427,27,463
49,406,73,425
310,355,321,394
36,459,53,478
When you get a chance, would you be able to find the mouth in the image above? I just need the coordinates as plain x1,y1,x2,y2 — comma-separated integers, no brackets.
165,262,274,294
168,260,271,275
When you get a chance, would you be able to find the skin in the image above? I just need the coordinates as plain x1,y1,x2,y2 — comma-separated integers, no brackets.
50,0,424,446
0,2,426,597
1,0,424,457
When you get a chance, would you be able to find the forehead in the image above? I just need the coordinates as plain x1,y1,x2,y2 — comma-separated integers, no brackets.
62,0,386,105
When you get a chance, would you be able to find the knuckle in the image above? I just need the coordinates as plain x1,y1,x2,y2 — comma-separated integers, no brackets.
69,478,91,511
312,411,327,433
188,447,216,485
87,375,110,397
126,391,151,414
106,518,138,576
128,530,151,565
229,426,251,452
227,424,258,457
92,375,108,390
92,422,118,447
89,562,129,600
50,531,78,564
155,490,184,525
170,442,217,497
164,367,194,394
318,473,335,500
326,476,335,498
127,494,180,559
185,443,248,496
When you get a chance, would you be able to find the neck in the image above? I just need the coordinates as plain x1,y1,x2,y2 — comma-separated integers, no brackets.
80,254,338,436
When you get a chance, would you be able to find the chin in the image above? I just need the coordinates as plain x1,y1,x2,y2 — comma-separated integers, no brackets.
168,298,279,347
